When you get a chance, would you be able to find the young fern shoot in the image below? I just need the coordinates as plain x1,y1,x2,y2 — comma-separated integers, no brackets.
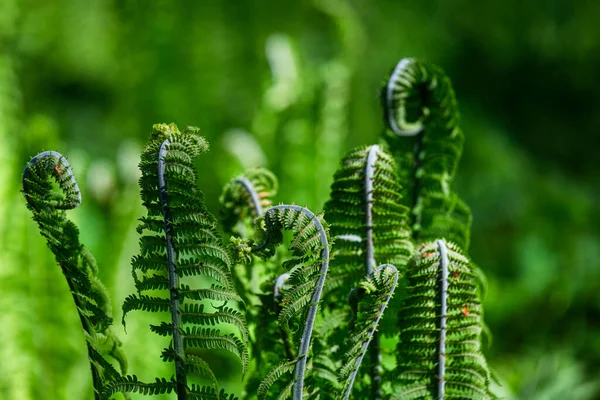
323,144,412,398
338,264,399,400
22,151,126,399
393,240,493,399
249,205,330,400
114,123,248,399
383,58,471,250
220,167,278,237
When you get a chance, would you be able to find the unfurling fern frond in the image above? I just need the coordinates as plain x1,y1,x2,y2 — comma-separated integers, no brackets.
121,123,248,398
323,144,412,398
392,240,493,399
220,167,278,237
220,167,279,326
382,58,471,250
337,264,398,400
251,205,330,400
22,151,127,399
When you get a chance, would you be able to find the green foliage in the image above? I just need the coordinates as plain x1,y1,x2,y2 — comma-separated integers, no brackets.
248,205,331,399
383,58,471,250
120,123,248,398
338,264,399,400
220,167,278,237
17,58,497,400
392,240,492,399
21,151,126,399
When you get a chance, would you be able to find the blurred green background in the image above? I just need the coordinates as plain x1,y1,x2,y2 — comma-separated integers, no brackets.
1,0,599,399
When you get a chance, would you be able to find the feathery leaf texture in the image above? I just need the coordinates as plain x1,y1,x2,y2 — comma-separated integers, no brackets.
392,240,493,399
253,205,330,400
382,58,471,250
338,264,399,400
122,123,248,398
323,144,413,398
220,167,278,236
21,151,126,399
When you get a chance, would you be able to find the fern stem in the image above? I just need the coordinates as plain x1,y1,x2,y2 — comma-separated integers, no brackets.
364,145,383,399
158,139,187,399
343,264,398,400
266,205,330,400
385,58,424,136
364,145,377,275
235,177,264,217
437,239,449,399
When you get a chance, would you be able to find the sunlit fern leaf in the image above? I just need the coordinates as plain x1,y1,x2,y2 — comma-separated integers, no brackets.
220,167,278,237
250,205,330,399
101,376,175,398
323,144,413,398
257,360,296,400
337,264,398,400
187,385,239,400
382,58,471,250
122,123,248,396
21,151,127,399
392,240,494,399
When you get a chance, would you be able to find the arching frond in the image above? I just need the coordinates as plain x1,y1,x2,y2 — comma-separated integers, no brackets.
392,240,493,399
382,58,471,250
122,123,248,398
21,151,126,399
323,144,413,398
337,264,399,400
251,205,331,399
220,167,278,237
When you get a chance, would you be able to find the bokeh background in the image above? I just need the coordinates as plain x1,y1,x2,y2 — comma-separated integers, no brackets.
1,0,599,399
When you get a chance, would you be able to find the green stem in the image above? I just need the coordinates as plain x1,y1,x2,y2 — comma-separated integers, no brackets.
158,140,187,399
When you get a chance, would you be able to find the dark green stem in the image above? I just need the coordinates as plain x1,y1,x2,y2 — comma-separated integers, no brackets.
158,140,187,399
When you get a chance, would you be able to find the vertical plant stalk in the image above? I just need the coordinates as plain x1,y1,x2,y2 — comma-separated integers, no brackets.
235,177,264,217
267,205,329,400
158,140,187,399
342,264,398,400
364,145,382,399
437,239,449,398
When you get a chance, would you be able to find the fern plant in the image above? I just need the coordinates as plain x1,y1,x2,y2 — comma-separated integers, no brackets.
21,151,127,399
19,57,496,399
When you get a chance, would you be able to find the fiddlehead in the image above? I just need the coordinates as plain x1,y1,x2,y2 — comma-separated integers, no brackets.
392,240,493,399
22,151,126,399
220,167,278,237
323,144,413,398
338,264,399,400
382,58,471,250
120,123,247,399
251,205,330,400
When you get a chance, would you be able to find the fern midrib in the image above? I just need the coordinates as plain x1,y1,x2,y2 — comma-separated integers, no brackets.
235,176,264,217
268,204,329,400
437,239,449,399
158,139,187,399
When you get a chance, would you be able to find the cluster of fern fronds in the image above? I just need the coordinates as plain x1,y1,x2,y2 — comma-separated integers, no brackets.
21,58,495,399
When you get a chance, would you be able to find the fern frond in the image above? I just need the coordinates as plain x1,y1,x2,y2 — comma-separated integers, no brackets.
100,376,175,398
323,144,413,398
22,151,126,399
337,264,398,400
187,385,239,400
392,240,493,399
220,167,278,237
252,204,330,399
124,123,248,398
382,58,471,250
257,360,296,400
